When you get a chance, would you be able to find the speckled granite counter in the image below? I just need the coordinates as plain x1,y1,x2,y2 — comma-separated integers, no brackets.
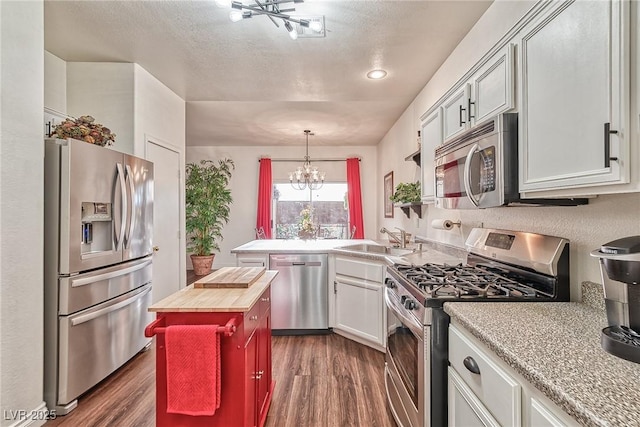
444,295,640,427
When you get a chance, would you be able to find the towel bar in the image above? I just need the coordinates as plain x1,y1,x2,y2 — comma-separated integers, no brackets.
144,316,238,338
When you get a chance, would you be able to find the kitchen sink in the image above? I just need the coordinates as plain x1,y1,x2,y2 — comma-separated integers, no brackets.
337,243,416,257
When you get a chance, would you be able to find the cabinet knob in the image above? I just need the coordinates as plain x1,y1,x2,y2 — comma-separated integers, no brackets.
463,356,481,375
153,246,160,252
261,297,270,302
250,315,258,321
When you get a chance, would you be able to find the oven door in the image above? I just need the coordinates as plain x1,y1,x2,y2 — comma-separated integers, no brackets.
385,287,426,427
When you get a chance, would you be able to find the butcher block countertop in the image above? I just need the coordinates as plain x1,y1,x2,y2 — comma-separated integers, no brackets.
149,270,278,313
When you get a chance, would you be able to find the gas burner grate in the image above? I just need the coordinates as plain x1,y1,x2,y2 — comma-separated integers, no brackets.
392,262,545,299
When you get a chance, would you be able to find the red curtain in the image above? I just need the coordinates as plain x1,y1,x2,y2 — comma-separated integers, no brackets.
256,158,272,239
346,158,364,239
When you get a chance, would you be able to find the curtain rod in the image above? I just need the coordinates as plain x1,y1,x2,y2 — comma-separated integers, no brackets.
259,157,361,163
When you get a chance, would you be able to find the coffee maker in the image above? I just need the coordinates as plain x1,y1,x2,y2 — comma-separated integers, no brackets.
591,236,640,363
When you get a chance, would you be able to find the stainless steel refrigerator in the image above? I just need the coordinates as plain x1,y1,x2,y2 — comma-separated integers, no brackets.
44,138,154,414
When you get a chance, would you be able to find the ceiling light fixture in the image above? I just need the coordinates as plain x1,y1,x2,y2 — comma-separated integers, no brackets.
216,0,325,39
289,130,325,190
367,69,388,80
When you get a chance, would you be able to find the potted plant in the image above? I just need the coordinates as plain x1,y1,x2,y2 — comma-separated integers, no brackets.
185,158,235,275
390,181,421,204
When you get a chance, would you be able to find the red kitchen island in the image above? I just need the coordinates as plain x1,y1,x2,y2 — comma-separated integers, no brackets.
146,270,277,427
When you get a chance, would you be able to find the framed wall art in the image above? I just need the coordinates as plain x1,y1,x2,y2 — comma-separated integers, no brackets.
384,171,394,218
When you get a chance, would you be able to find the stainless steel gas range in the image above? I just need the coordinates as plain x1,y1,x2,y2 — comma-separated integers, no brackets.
384,228,570,427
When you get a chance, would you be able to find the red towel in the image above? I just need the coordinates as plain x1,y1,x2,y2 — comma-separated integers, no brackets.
165,324,221,416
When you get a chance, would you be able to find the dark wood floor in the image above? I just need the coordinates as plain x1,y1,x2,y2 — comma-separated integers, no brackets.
45,333,396,427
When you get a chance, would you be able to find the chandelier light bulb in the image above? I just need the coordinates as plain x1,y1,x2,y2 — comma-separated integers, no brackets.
229,10,244,22
309,20,323,32
284,21,298,40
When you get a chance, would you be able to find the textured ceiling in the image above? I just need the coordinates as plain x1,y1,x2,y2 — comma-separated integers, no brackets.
44,0,492,147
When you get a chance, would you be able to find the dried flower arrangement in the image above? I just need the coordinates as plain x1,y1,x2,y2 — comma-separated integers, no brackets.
50,115,116,147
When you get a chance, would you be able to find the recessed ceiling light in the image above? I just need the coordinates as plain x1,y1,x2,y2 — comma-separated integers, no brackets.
367,69,387,80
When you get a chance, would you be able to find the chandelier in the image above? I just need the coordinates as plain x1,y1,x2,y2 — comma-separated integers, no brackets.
289,130,325,190
215,0,324,40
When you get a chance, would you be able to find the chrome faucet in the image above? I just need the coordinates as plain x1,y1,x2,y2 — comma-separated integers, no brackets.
380,227,407,248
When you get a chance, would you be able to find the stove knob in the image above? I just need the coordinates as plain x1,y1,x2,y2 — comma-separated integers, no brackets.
404,299,416,310
400,295,408,304
384,278,396,289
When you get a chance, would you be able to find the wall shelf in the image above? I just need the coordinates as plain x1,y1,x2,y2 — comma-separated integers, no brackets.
396,202,423,219
404,149,421,167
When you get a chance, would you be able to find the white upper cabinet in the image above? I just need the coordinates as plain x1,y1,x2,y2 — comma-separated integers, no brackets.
442,84,471,141
518,0,630,194
421,107,443,203
471,44,515,125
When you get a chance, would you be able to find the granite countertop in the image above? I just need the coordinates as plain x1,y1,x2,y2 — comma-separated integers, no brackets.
444,290,640,427
149,271,277,312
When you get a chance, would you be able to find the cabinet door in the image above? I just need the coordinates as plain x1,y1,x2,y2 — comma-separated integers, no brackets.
448,368,500,427
519,0,629,192
442,83,471,141
530,397,568,427
421,107,442,203
244,330,258,427
471,43,515,125
334,276,384,348
257,305,271,419
237,253,268,268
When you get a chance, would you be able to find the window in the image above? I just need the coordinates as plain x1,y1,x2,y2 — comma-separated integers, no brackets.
273,183,349,239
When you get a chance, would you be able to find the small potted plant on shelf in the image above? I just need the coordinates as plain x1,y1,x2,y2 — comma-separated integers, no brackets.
390,181,421,204
185,158,234,275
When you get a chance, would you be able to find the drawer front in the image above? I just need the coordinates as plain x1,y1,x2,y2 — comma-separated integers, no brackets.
449,325,521,426
335,256,384,283
244,299,261,341
259,286,271,317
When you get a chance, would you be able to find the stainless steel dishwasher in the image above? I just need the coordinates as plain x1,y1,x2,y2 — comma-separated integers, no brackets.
269,254,328,333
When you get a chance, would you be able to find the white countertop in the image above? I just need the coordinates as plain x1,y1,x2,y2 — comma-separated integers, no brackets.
231,239,379,253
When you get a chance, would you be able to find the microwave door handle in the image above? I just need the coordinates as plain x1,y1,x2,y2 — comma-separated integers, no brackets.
463,143,480,207
114,163,127,250
124,164,135,248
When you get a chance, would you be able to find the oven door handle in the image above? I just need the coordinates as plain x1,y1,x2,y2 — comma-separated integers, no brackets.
463,143,480,207
385,288,423,337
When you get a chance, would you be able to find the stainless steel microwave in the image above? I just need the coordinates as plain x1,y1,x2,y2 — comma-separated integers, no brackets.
434,113,518,209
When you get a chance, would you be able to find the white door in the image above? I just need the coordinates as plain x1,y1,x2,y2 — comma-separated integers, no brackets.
146,140,182,303
442,83,471,141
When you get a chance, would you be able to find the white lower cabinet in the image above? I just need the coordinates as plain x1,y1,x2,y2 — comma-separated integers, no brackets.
236,253,268,268
449,323,578,427
448,368,500,427
332,255,386,351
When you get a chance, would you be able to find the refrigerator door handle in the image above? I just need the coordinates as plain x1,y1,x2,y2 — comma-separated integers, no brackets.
70,258,153,288
114,163,127,251
70,284,151,326
124,164,135,248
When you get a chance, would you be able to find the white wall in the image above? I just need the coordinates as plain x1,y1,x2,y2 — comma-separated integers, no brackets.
134,64,187,286
66,62,136,154
377,0,640,301
0,1,47,425
187,145,378,269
